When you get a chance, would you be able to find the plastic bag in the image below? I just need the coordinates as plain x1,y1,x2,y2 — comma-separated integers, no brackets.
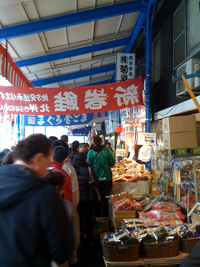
152,202,180,211
148,210,185,221
113,199,135,211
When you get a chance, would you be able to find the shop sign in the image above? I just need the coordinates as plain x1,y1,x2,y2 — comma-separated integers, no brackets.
132,105,146,121
138,133,156,145
24,111,108,126
0,77,144,115
116,149,125,157
116,53,135,81
125,117,140,127
120,108,131,125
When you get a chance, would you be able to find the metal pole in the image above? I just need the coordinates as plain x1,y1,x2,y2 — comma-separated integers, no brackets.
193,159,198,203
145,6,151,170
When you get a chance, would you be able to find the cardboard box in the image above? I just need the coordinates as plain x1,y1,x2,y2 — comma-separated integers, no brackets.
112,208,136,229
163,131,197,149
151,182,160,196
96,217,110,235
162,115,196,133
151,120,163,134
109,198,136,230
112,181,150,195
191,212,200,224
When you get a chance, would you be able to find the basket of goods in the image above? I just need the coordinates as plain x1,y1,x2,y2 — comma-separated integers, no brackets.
180,223,200,253
141,226,180,259
101,231,140,262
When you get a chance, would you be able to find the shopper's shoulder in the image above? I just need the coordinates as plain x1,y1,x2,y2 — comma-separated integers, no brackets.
37,183,57,198
65,162,75,171
102,146,110,154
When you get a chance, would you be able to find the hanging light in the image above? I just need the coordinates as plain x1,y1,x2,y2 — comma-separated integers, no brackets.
115,125,123,134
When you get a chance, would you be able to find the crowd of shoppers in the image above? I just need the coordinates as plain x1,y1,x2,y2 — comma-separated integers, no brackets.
0,133,116,266
1,133,198,266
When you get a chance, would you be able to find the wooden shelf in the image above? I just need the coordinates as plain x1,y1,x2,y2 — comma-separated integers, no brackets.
104,252,188,266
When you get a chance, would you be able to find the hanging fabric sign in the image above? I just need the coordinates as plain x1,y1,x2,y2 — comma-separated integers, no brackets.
24,111,108,126
0,44,32,87
0,77,144,115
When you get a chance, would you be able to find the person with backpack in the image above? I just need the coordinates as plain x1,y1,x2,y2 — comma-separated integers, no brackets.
87,136,116,217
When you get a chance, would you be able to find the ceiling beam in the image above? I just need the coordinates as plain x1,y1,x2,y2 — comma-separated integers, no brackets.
124,13,145,53
32,64,115,87
25,54,116,76
0,1,144,41
61,76,113,87
82,79,111,86
16,36,131,67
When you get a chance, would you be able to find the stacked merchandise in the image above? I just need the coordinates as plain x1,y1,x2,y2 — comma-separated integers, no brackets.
156,149,200,209
112,159,150,183
109,192,145,229
104,193,200,262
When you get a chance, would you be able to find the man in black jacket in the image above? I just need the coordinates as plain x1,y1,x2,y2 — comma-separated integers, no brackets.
0,134,71,267
180,240,200,267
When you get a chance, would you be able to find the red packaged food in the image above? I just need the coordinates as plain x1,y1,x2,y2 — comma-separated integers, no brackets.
152,202,180,211
114,199,134,211
138,211,154,220
148,210,185,221
113,199,141,211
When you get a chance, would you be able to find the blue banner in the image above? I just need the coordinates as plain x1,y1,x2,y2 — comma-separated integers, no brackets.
24,112,108,126
72,126,91,136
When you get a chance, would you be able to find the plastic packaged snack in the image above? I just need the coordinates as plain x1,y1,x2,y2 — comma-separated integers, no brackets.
148,210,185,221
152,226,168,241
103,230,140,246
113,198,141,211
138,211,154,220
152,202,180,211
161,220,184,226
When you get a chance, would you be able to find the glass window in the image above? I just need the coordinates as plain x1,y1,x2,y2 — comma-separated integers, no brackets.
173,2,185,40
173,1,186,68
173,33,186,68
187,0,200,56
151,34,161,82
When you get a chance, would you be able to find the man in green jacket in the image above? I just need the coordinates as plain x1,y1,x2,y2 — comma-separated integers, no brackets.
87,136,116,217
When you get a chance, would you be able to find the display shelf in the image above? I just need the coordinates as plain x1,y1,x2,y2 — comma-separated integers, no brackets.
167,147,200,157
155,154,200,206
104,252,188,266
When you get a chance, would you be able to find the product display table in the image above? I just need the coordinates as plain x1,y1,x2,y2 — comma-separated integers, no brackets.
104,252,188,266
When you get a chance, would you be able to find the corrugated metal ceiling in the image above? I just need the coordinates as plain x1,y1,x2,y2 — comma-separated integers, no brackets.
0,0,144,87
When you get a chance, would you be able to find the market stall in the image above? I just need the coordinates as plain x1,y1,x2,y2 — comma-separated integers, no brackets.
103,252,188,267
103,191,200,266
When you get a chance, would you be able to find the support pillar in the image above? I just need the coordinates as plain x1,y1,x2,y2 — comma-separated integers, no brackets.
145,5,152,170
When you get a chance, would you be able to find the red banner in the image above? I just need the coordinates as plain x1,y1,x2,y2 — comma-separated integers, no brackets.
0,78,144,115
0,44,32,87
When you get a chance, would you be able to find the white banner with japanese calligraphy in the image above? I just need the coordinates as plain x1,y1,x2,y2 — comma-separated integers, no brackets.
116,53,135,81
0,78,144,115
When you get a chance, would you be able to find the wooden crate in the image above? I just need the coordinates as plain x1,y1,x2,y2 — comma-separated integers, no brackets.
111,208,136,229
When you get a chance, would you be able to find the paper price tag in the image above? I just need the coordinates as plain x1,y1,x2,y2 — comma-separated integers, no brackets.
173,169,181,184
116,149,125,157
165,179,168,193
177,186,180,202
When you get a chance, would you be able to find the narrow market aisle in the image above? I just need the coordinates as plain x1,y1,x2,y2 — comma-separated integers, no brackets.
73,236,105,267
